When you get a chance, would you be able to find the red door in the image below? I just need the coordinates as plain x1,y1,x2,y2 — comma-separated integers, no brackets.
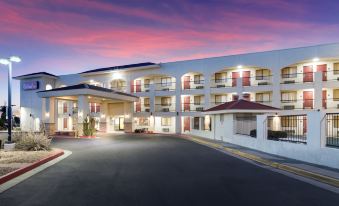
303,66,313,82
303,91,313,109
322,90,327,109
317,64,327,81
135,80,141,92
232,72,239,87
242,71,251,86
232,94,239,101
184,76,190,90
135,100,141,112
130,80,134,93
184,117,190,131
184,96,190,111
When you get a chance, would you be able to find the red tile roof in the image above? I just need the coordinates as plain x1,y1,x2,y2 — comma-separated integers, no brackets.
204,99,280,112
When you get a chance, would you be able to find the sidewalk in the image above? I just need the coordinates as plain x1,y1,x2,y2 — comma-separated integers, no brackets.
181,134,339,188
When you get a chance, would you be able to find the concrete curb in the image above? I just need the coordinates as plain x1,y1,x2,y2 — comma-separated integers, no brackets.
0,149,64,185
183,136,339,188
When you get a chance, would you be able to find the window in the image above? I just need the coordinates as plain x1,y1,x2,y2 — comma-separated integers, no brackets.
281,67,297,78
138,117,149,126
333,115,339,128
256,93,271,103
193,117,200,130
204,116,212,131
89,103,100,113
334,63,339,75
194,75,201,84
255,69,270,80
334,89,339,101
161,97,171,106
144,98,150,107
194,96,201,105
161,77,172,87
144,79,150,88
281,116,297,127
63,102,68,114
161,117,171,126
281,92,297,102
215,73,224,83
215,95,222,104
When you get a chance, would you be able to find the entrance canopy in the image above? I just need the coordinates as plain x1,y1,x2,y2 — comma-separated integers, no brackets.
37,84,138,102
203,99,280,115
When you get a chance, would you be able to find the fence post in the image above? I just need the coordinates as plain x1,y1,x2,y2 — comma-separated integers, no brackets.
256,114,268,141
307,111,325,149
314,72,323,110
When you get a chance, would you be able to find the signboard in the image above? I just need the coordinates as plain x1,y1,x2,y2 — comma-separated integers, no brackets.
23,81,39,90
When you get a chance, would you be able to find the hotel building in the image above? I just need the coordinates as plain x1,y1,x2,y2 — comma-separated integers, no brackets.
14,43,339,137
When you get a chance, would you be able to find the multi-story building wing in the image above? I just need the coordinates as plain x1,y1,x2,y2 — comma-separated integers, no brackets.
15,43,339,136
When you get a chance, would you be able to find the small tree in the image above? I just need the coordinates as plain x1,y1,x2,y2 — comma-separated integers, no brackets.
0,106,7,129
83,116,96,136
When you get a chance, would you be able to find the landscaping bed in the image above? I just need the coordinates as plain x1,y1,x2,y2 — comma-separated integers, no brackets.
0,149,58,177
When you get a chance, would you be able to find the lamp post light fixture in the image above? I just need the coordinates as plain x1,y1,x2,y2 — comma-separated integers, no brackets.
0,56,21,147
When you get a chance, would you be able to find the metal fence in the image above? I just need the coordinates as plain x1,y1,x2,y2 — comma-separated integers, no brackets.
325,113,339,148
234,114,257,137
267,115,307,144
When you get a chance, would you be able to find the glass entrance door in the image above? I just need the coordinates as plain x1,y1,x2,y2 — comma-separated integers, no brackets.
113,117,124,131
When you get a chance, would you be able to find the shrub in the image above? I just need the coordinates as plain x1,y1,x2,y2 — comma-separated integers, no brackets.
267,130,288,140
15,131,51,151
83,117,96,136
250,129,257,137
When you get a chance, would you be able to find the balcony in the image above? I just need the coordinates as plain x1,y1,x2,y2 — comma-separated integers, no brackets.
131,83,152,93
155,81,176,92
181,103,205,112
280,72,314,84
110,85,127,93
210,78,233,88
281,99,314,110
182,80,205,90
155,103,176,112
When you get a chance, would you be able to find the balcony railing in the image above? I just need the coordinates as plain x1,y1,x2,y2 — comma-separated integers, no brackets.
110,86,127,92
155,82,176,92
210,78,233,88
280,72,314,84
281,99,314,110
181,103,205,112
134,105,151,113
253,100,272,106
57,107,78,115
131,84,152,93
182,80,205,90
244,75,272,86
155,103,176,112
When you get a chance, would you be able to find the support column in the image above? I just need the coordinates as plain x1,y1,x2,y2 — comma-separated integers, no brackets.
272,73,281,108
175,77,182,134
123,102,133,133
314,71,323,110
307,111,325,149
77,95,89,136
236,78,243,99
43,97,56,135
100,102,108,133
204,74,211,109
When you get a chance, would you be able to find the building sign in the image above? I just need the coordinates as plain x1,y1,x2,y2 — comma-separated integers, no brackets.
23,81,39,90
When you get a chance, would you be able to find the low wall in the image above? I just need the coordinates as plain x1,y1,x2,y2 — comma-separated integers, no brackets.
193,111,339,169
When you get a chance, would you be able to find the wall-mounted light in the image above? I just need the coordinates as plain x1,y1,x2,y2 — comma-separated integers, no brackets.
237,65,243,69
312,58,319,62
45,112,50,118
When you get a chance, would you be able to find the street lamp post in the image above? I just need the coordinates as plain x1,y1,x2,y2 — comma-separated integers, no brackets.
0,56,21,144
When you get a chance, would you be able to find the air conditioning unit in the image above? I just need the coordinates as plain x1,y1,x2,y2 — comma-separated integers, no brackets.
162,128,170,132
258,82,268,85
162,88,170,91
283,105,295,110
216,84,225,88
145,89,150,92
283,80,295,84
145,108,150,112
196,85,204,89
196,107,204,111
162,108,170,112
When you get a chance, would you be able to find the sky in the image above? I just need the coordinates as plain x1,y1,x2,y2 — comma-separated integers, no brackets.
1,0,339,109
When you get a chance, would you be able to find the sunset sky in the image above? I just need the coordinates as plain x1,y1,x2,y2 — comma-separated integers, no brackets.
1,0,339,107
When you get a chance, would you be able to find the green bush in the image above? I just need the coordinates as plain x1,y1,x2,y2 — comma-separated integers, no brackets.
15,131,51,151
83,117,96,136
267,130,288,140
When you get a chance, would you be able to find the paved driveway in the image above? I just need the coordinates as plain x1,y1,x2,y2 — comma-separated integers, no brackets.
1,134,338,206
